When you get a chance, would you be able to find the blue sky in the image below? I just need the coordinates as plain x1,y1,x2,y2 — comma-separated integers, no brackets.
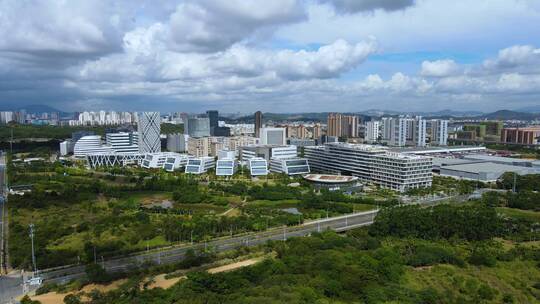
0,0,540,113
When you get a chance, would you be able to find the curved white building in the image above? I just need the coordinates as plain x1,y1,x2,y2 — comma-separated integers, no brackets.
74,135,112,158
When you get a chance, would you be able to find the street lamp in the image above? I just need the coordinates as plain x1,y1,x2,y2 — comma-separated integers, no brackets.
28,224,37,276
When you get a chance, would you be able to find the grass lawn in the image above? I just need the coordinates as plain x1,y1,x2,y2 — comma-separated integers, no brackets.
497,207,540,222
351,203,377,212
248,199,301,208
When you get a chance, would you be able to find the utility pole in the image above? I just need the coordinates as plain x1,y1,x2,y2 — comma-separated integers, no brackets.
10,128,13,155
29,224,37,276
512,172,517,193
283,226,286,241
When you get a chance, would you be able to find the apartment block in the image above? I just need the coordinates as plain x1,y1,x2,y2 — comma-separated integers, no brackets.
327,113,360,138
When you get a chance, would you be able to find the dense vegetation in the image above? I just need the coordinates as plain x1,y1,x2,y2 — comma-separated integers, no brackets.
36,204,540,304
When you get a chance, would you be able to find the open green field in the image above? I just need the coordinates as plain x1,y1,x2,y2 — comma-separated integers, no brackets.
497,207,540,222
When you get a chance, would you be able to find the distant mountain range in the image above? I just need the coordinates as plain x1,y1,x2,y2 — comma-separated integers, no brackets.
476,110,540,121
224,109,540,123
0,104,69,115
1,104,539,121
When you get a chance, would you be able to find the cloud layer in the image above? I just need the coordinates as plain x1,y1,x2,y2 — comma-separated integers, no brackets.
0,0,540,112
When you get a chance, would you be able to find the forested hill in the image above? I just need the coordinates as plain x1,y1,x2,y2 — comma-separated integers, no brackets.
0,123,183,141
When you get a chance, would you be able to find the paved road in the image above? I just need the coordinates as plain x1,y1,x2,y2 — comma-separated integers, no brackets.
0,273,22,304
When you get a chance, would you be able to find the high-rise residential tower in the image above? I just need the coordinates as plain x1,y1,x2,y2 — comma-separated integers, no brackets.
138,112,161,153
412,116,427,147
389,117,407,147
254,111,263,138
365,121,380,143
430,119,448,146
327,113,360,138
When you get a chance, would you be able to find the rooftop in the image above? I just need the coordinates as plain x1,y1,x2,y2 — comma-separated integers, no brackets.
389,145,486,154
303,174,359,184
441,162,540,175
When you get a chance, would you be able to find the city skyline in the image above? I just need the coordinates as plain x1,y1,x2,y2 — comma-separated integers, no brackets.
1,1,540,113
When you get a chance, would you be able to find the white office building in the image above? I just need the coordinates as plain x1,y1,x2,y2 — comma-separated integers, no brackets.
140,152,185,169
260,128,286,145
164,154,190,172
216,158,237,176
304,143,432,192
248,158,268,176
269,157,310,175
106,132,139,154
138,112,161,153
74,135,112,158
430,119,449,146
365,121,380,143
240,145,297,163
185,157,216,174
59,140,75,156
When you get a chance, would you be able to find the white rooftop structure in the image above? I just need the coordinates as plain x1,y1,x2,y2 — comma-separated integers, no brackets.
269,157,310,175
185,157,215,174
440,162,540,182
74,135,112,158
248,158,268,176
216,158,237,176
303,174,359,184
164,154,190,172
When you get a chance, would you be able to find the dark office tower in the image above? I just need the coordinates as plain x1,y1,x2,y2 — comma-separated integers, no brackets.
206,110,219,135
254,111,263,138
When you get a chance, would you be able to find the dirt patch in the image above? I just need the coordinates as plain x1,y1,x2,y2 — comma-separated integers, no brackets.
147,274,186,289
26,257,266,303
208,257,263,274
222,207,241,217
81,279,128,293
412,266,434,271
27,292,67,304
29,279,127,304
